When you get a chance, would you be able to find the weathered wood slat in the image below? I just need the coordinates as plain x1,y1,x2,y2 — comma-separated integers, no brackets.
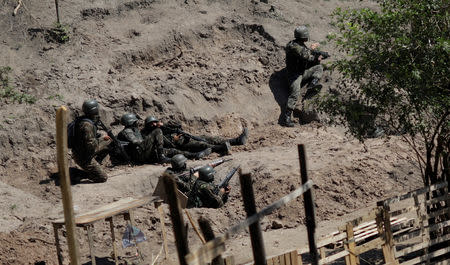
428,219,450,233
395,233,450,258
399,246,450,265
394,229,422,244
318,249,349,264
378,182,447,207
423,207,449,219
355,237,383,255
425,193,450,206
338,208,380,231
316,232,346,249
53,196,154,225
390,206,418,218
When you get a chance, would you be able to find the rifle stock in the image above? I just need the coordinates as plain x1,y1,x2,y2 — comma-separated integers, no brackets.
97,120,131,162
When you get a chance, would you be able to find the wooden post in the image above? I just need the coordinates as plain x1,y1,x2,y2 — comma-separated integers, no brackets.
106,217,119,265
53,224,64,265
198,217,225,265
56,106,80,265
239,171,267,265
376,206,398,265
163,174,189,265
344,223,359,265
298,144,319,265
54,0,60,24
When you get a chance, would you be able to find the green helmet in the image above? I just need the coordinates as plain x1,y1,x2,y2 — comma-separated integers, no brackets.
145,116,159,126
294,26,309,41
171,154,187,170
121,113,138,127
82,99,99,116
198,165,215,182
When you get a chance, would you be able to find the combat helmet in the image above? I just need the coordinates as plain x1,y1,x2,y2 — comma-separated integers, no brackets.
145,116,159,126
121,113,138,127
171,154,187,170
294,26,309,41
82,99,99,116
198,165,215,182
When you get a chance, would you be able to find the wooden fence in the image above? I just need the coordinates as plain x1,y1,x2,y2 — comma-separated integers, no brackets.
162,150,449,265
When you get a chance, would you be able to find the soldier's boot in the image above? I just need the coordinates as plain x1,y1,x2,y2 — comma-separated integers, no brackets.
229,128,249,146
281,109,295,127
213,142,232,155
194,147,212,160
307,78,323,91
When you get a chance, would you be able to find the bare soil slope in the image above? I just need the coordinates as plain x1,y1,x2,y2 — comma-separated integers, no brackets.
0,0,422,264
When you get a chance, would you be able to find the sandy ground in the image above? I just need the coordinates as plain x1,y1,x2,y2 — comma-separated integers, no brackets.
0,0,424,264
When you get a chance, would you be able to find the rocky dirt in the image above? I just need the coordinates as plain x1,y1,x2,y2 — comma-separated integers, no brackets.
0,0,424,264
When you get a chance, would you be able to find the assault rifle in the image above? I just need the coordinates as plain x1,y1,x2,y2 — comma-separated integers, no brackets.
214,165,240,194
161,125,209,143
97,120,131,162
176,158,232,179
311,49,330,60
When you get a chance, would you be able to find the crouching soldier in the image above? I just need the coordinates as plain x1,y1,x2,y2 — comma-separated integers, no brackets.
187,165,230,209
164,154,197,194
71,99,112,183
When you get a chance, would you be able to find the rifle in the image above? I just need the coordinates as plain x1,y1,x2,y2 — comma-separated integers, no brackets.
161,125,209,143
214,165,240,194
97,120,131,162
175,158,233,179
311,49,330,60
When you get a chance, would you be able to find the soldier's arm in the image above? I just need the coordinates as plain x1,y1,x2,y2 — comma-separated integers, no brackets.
121,128,143,146
199,185,224,208
292,43,315,63
79,121,100,154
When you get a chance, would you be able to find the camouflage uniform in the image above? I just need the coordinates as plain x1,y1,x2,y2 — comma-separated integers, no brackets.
285,40,323,111
164,167,196,194
72,118,110,183
164,134,229,154
186,180,228,208
118,126,168,163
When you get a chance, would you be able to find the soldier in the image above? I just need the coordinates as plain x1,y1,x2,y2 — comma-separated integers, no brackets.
282,25,325,127
119,114,210,163
186,165,230,209
164,154,196,194
144,116,248,156
71,99,112,183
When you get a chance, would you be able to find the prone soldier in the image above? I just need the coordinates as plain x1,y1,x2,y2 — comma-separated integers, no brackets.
117,113,211,164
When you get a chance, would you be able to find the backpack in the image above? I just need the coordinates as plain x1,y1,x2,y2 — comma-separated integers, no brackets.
67,118,93,149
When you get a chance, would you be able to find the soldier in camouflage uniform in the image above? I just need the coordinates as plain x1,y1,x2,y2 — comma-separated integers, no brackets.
282,25,324,127
186,165,230,209
164,154,197,194
71,99,112,183
119,114,211,163
144,116,248,156
141,116,212,160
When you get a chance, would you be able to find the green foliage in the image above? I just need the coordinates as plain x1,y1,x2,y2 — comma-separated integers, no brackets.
320,0,449,185
0,67,36,104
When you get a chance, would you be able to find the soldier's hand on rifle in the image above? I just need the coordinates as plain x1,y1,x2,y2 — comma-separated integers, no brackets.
103,135,111,141
173,134,182,141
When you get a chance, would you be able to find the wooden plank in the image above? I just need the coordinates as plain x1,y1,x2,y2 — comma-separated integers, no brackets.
424,207,449,219
53,223,64,265
319,247,326,260
390,206,418,218
86,225,96,265
395,233,450,258
399,246,450,265
317,232,346,248
394,229,422,244
280,253,286,265
378,182,448,207
428,219,450,233
267,258,274,265
56,106,80,265
285,252,292,265
318,250,349,264
106,217,118,265
339,208,380,231
155,201,169,259
290,251,300,265
355,237,383,255
425,193,450,206
345,223,358,265
298,145,319,265
53,196,155,225
240,172,267,265
164,175,189,265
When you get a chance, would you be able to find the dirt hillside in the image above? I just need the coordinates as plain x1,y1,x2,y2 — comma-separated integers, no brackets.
0,0,423,264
